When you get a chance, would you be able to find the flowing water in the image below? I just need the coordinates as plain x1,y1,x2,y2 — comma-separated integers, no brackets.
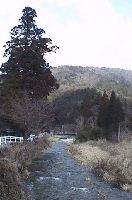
26,139,132,200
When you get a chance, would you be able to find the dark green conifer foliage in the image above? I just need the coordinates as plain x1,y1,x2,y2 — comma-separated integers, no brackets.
107,91,117,130
97,91,109,130
97,90,124,140
0,7,59,100
107,91,124,139
116,97,124,124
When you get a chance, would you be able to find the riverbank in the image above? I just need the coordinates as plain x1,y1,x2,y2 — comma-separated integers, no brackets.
0,136,49,200
69,139,132,192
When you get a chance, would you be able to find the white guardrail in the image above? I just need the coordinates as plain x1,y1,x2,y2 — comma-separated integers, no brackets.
0,136,23,145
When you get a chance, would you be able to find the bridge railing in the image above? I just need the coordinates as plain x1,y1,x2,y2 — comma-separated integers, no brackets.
0,136,23,145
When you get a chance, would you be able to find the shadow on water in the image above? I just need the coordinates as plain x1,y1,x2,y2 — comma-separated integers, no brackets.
26,139,132,200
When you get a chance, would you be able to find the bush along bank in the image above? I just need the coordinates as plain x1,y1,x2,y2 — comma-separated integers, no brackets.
0,137,50,200
69,139,132,192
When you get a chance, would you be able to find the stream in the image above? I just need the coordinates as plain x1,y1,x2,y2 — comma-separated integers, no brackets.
26,139,132,200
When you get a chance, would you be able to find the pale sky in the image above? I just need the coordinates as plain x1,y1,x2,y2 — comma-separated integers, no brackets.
0,0,132,70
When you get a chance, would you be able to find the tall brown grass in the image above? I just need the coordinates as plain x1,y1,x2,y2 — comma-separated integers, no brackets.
69,139,132,191
0,137,49,200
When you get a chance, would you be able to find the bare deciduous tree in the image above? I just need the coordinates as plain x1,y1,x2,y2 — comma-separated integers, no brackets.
7,92,54,136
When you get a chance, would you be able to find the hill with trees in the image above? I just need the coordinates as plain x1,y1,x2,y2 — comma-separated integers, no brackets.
51,65,132,98
52,65,132,140
53,88,101,127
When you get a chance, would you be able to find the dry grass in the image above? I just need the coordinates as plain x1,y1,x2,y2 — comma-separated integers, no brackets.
0,137,49,174
69,139,132,191
0,136,49,200
48,135,61,143
0,158,26,200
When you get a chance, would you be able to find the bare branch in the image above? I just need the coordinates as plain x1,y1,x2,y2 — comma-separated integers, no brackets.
7,92,54,136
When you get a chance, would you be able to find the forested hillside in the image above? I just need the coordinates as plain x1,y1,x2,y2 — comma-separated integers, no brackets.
51,65,132,137
52,65,132,98
53,88,101,127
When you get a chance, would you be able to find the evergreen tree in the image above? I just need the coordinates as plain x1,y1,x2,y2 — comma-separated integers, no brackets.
107,91,124,139
116,97,124,124
97,90,124,140
0,7,59,101
97,91,109,131
107,90,116,129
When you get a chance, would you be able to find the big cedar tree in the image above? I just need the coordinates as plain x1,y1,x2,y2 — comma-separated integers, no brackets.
0,7,59,102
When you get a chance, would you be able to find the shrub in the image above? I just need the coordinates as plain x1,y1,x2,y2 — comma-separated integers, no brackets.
0,158,26,200
0,136,49,199
76,124,104,142
91,127,104,140
76,124,92,142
